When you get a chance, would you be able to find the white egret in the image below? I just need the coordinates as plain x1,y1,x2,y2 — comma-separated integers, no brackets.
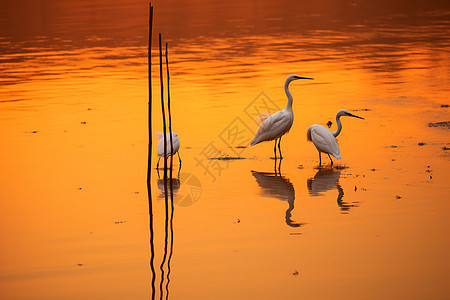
251,74,313,158
156,131,181,169
307,109,364,166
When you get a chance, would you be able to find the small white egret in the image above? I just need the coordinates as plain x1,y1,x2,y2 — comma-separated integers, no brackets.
251,74,313,158
156,131,181,169
307,109,364,166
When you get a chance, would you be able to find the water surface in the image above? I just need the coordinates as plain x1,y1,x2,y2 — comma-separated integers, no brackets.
1,1,449,299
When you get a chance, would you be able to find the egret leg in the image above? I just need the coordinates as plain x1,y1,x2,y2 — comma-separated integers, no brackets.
318,152,322,166
273,139,277,160
278,137,283,159
177,151,182,164
156,157,161,169
328,153,334,166
277,156,282,174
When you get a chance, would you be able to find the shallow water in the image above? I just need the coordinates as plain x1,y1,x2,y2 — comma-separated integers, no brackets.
1,1,449,299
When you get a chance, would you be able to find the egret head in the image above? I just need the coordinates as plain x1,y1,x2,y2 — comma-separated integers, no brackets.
287,74,314,84
338,109,364,120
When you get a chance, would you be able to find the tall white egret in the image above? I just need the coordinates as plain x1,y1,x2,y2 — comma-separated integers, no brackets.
156,131,181,169
251,74,313,158
307,109,364,166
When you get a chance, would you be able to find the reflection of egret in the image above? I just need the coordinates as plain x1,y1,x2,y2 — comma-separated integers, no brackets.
156,173,202,207
157,178,180,199
251,74,313,159
307,109,364,166
307,168,358,213
156,131,181,169
252,165,302,227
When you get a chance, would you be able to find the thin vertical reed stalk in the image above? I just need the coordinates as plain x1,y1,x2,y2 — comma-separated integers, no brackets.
165,43,174,179
159,32,170,300
147,4,153,186
159,33,168,180
147,3,156,300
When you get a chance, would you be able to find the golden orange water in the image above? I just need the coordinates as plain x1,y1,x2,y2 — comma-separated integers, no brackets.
1,1,449,299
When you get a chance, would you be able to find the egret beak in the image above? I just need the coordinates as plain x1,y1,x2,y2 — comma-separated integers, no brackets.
297,76,313,80
349,113,364,120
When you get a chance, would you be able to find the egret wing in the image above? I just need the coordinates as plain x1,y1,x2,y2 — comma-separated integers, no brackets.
310,125,341,159
157,132,180,157
256,112,272,124
251,111,292,145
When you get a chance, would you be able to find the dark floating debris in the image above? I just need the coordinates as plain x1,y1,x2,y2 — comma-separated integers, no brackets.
370,168,376,171
298,165,304,169
326,121,333,128
77,264,84,267
334,165,348,170
354,108,372,111
81,121,87,125
428,121,450,129
292,270,299,276
114,221,126,224
389,145,398,148
78,187,82,190
237,219,240,223
443,146,450,151
440,104,449,108
395,195,402,199
418,142,426,146
210,157,245,160
354,186,357,191
235,146,247,149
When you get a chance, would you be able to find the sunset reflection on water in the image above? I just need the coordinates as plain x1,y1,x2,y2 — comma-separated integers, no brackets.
1,1,449,299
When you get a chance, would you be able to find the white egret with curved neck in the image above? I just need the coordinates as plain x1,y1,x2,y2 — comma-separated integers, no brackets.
307,109,364,166
251,74,313,158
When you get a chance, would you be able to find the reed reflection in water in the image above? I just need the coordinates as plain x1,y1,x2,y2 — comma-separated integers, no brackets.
307,168,359,213
252,160,303,228
148,174,176,300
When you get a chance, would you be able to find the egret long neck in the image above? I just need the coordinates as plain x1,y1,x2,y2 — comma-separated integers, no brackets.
333,115,343,137
284,80,293,111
